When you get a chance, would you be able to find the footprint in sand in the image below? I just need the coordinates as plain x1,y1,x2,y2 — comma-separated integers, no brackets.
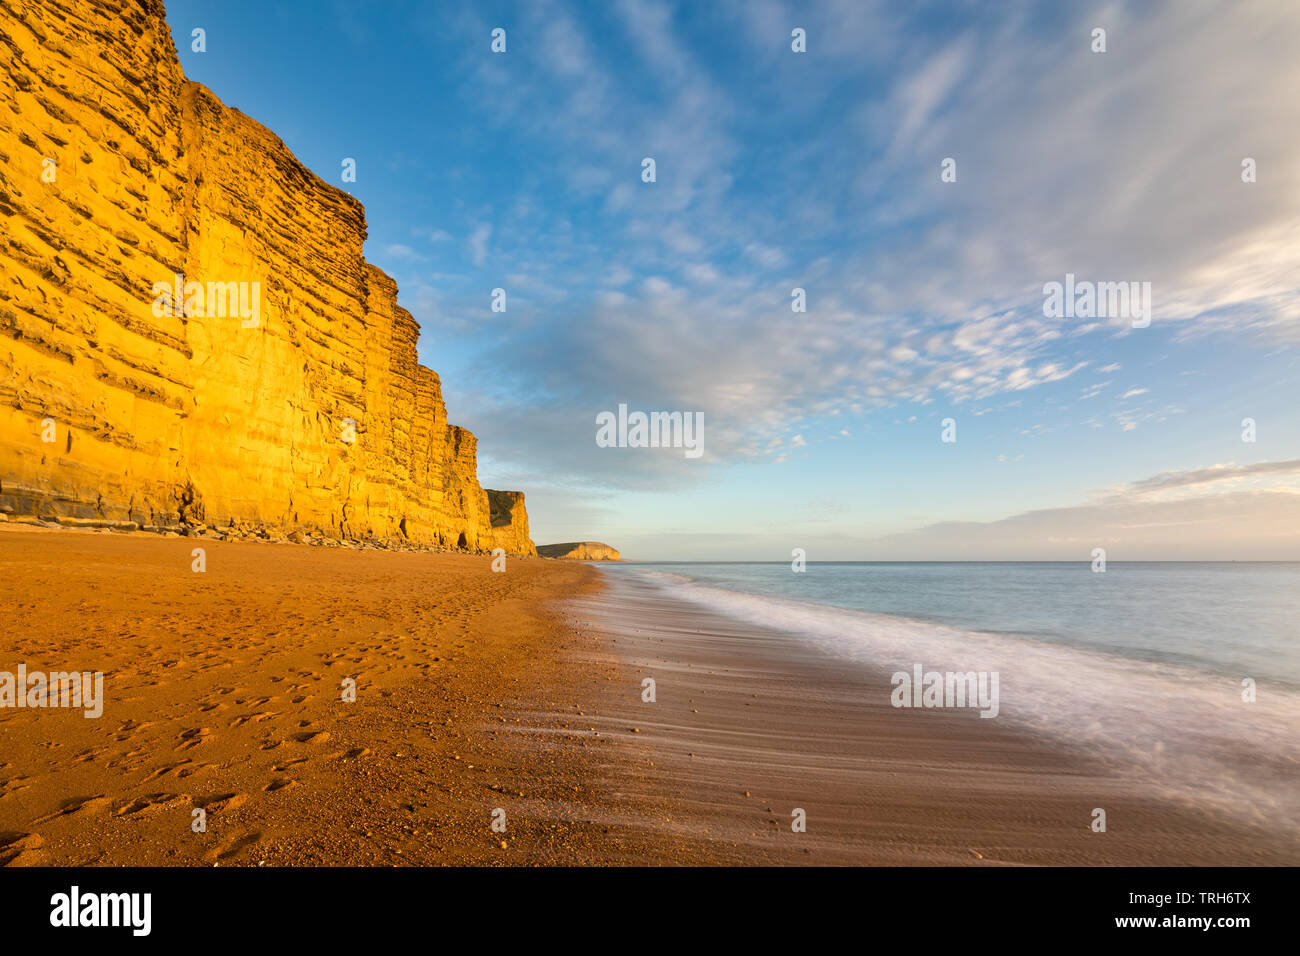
115,793,189,817
197,793,248,814
229,712,279,728
174,728,215,752
143,761,194,782
34,795,111,824
0,777,31,799
114,719,157,741
202,830,262,863
0,832,45,867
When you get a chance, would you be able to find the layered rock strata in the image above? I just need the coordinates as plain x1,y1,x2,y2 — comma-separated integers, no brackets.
487,490,536,557
0,0,534,552
537,542,621,561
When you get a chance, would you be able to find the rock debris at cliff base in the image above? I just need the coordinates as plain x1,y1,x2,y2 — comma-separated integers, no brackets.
0,0,535,555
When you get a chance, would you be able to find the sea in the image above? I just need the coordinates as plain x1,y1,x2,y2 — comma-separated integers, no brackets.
601,561,1300,830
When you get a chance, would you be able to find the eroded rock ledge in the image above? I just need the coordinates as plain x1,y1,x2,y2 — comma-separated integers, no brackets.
0,0,535,554
537,542,622,561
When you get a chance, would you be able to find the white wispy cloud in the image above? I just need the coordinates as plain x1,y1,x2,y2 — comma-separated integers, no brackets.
1109,459,1300,499
468,224,492,267
411,0,1300,496
868,460,1300,560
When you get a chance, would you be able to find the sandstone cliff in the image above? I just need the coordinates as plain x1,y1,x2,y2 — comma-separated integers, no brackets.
486,490,536,557
0,0,535,553
537,542,621,561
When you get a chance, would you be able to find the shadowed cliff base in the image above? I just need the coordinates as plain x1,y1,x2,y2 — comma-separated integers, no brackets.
0,0,534,555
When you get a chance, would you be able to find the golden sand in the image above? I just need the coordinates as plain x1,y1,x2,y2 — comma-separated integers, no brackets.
2,525,1294,866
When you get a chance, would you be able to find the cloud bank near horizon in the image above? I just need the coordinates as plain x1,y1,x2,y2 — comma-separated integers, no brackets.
607,459,1300,561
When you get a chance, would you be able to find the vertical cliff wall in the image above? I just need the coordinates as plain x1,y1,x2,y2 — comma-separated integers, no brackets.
487,489,535,556
0,0,535,553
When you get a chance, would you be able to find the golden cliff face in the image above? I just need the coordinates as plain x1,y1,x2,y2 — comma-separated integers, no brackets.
537,542,621,561
487,490,536,557
0,0,535,553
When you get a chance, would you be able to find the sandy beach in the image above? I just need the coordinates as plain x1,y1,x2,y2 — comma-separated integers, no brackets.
1,525,1295,866
0,524,629,866
570,571,1300,865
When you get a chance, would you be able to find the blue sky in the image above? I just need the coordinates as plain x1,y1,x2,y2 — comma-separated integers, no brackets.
167,0,1300,559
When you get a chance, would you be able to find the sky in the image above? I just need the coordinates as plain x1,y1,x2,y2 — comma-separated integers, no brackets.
166,0,1300,560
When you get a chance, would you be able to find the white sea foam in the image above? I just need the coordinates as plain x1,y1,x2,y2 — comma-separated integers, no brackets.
621,567,1300,831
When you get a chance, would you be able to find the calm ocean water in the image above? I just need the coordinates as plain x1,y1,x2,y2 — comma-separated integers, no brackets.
609,562,1300,686
602,561,1300,828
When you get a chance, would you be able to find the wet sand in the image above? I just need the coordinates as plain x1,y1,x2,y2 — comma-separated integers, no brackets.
570,571,1300,864
1,525,1294,865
